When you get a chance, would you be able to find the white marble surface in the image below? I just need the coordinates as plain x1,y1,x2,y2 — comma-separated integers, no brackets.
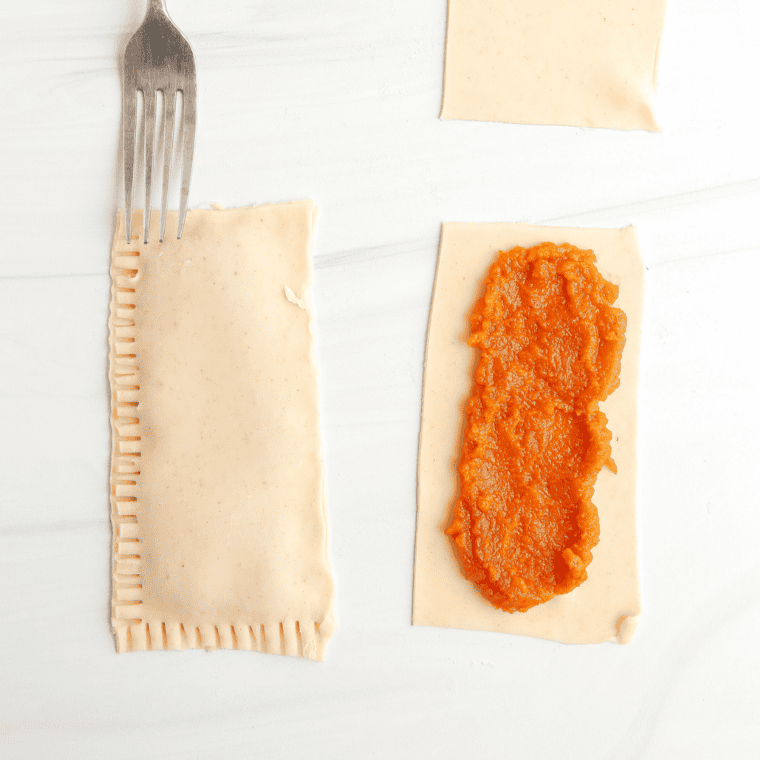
1,0,759,757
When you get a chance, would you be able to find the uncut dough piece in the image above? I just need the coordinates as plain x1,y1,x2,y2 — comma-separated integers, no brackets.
441,0,667,131
109,201,336,660
413,223,643,644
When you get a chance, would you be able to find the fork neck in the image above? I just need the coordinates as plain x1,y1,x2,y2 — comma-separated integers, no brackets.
146,0,168,16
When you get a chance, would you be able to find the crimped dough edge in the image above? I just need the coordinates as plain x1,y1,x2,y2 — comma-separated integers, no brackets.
107,209,335,661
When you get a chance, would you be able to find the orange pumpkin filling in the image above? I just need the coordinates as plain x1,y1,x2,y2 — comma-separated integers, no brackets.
446,242,627,612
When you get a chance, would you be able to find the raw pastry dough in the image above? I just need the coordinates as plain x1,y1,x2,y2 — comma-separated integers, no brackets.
441,0,667,131
413,223,643,644
109,202,336,660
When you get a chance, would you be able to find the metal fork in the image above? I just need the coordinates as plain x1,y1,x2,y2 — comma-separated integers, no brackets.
122,0,197,243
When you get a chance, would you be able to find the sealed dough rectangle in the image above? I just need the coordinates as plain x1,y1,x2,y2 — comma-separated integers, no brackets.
413,223,643,644
441,0,667,131
109,202,336,660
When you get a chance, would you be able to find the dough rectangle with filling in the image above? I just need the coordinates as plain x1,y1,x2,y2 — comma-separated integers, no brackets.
413,223,644,644
109,202,336,659
441,0,667,131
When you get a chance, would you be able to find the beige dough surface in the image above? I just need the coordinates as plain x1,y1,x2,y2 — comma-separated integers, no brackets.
109,201,336,660
413,223,643,644
441,0,667,131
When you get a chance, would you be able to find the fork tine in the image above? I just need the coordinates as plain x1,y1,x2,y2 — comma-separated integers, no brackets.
122,6,196,243
159,89,176,243
123,86,137,242
177,82,197,239
143,88,156,244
